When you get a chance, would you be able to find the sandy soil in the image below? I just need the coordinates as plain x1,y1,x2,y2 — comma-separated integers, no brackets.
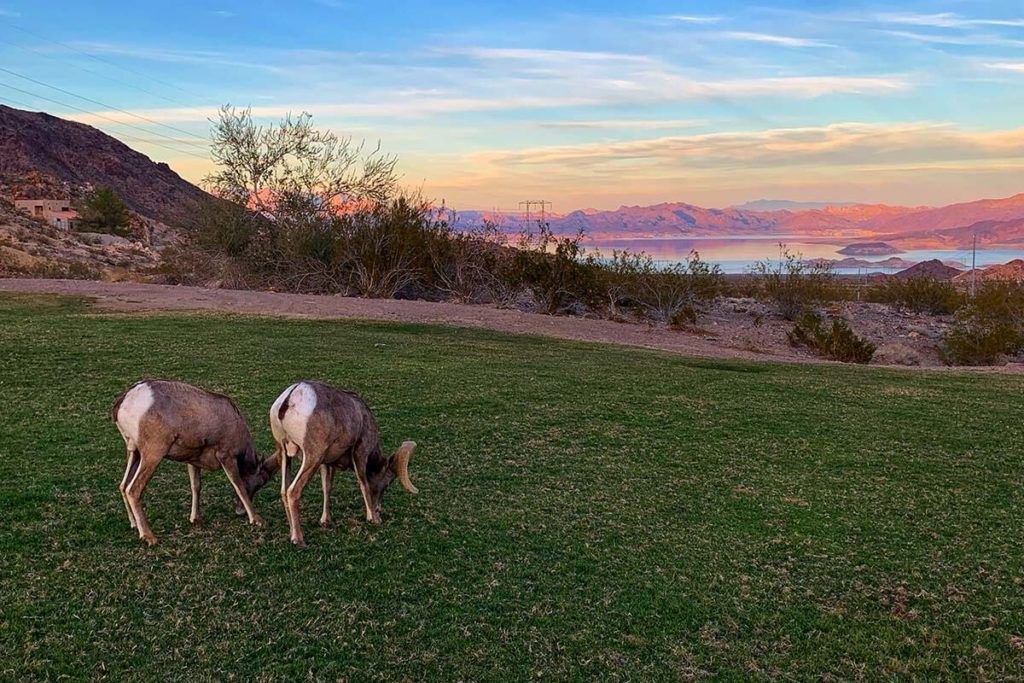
1,278,1021,373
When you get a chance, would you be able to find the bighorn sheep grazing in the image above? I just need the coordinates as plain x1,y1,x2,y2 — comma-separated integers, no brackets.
112,380,276,545
270,381,418,546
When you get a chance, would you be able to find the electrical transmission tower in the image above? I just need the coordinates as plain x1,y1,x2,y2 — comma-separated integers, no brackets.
518,200,551,223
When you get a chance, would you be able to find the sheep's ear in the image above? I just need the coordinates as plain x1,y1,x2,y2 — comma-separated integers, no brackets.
262,451,282,474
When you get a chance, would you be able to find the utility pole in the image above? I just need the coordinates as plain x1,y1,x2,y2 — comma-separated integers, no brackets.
518,200,551,223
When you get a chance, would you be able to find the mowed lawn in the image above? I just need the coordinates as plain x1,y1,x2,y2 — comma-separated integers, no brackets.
1,294,1022,680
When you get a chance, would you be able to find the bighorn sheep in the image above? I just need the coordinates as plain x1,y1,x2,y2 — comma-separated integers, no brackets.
112,380,276,545
270,381,418,546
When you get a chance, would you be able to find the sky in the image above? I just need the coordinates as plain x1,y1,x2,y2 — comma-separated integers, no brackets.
0,1,1023,211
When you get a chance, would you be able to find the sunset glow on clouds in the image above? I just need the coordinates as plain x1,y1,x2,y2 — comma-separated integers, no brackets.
1,1,1022,209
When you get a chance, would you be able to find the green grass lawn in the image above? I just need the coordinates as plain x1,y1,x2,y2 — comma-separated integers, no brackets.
1,293,1022,680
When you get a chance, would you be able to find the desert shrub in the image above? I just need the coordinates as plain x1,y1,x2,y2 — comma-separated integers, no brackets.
424,218,513,304
335,197,430,297
788,310,876,363
868,277,963,315
189,198,264,258
751,247,837,320
598,249,723,323
600,250,650,317
943,282,1024,365
508,226,603,314
638,252,724,322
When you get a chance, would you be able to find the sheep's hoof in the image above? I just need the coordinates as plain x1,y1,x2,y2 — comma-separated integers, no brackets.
290,537,306,548
190,516,203,525
251,516,266,528
320,518,332,529
141,534,158,547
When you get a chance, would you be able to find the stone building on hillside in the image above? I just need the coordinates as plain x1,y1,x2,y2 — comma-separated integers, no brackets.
14,198,79,230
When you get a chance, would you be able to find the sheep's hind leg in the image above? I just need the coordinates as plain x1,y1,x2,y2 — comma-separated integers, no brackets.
125,448,163,546
286,451,321,547
119,449,140,529
279,447,292,527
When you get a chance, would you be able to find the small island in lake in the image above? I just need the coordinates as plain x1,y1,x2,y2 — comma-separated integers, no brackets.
837,242,902,256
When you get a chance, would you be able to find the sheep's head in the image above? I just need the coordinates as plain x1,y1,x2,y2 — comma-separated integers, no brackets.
235,450,280,514
366,441,418,522
247,453,279,496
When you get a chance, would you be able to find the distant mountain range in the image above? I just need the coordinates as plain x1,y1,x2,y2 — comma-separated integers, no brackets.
460,193,1024,250
731,199,858,211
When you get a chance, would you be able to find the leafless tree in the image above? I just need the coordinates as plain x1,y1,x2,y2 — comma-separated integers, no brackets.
204,105,398,222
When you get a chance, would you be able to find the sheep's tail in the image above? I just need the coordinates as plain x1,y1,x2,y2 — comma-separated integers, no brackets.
277,385,297,421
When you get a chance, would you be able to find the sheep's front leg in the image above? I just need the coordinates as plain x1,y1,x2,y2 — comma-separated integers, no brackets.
319,465,334,528
353,467,379,524
187,464,202,524
220,454,265,527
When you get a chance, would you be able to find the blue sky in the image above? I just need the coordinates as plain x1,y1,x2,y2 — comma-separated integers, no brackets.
1,1,1023,209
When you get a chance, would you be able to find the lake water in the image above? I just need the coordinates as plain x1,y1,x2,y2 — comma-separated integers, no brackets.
585,235,1024,275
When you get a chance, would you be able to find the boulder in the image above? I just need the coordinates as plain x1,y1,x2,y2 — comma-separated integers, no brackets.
873,342,923,366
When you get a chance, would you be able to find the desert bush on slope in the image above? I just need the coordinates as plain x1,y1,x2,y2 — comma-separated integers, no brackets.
868,277,963,315
752,247,837,320
944,282,1024,365
788,310,876,363
600,249,724,322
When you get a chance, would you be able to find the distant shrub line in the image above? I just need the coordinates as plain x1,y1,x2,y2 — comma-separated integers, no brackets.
166,196,727,324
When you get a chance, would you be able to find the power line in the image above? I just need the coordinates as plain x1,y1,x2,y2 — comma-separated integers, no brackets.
0,35,191,109
0,65,211,151
1,21,213,103
0,83,210,160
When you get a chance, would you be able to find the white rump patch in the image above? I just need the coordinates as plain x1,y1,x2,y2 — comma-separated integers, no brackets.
115,382,155,451
270,382,317,451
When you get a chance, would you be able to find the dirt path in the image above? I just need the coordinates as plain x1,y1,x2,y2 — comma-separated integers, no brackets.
1,278,1020,373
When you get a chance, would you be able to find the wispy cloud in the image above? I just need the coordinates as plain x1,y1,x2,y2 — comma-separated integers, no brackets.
721,32,835,48
668,15,721,24
433,46,654,64
879,29,1024,47
64,73,908,126
873,12,1024,29
985,62,1024,73
474,123,1024,170
539,119,707,130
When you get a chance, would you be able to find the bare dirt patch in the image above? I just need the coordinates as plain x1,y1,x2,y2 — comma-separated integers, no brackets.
2,278,1022,372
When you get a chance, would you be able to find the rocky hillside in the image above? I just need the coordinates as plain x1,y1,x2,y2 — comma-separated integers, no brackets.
0,104,209,227
0,196,159,278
